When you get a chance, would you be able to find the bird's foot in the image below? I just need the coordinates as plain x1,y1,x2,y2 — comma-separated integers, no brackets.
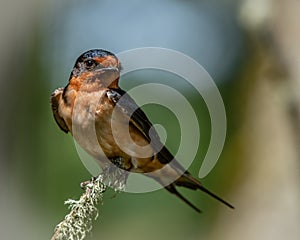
104,157,129,191
80,176,97,189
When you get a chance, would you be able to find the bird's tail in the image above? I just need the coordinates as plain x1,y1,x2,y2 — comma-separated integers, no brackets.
166,173,234,213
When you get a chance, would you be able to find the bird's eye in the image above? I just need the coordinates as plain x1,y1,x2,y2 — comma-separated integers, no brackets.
84,59,96,69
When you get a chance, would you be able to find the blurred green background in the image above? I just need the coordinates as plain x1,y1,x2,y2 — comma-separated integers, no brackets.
1,0,300,239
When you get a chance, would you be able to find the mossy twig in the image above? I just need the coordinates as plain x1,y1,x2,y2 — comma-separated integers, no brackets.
51,164,128,240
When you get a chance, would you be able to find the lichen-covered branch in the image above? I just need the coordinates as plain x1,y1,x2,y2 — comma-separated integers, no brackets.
51,176,106,240
51,164,128,240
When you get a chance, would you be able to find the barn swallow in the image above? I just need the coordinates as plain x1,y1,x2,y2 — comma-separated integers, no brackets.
51,49,234,212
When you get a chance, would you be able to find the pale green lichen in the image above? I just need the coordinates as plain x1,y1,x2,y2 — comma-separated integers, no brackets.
51,165,128,240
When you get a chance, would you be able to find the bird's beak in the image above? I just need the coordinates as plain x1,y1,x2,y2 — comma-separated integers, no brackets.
93,66,120,73
105,66,120,72
93,56,122,72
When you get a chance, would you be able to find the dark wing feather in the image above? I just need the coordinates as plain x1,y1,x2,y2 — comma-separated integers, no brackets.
107,88,176,165
50,88,69,133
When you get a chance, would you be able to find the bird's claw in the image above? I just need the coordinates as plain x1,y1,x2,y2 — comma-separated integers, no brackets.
80,177,97,189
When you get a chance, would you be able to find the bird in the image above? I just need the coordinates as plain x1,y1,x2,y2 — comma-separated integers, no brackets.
50,49,234,213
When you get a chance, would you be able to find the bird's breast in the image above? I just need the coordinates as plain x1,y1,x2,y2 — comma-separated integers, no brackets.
70,89,113,158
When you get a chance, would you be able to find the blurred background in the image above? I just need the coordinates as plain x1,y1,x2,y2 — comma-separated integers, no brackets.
1,0,300,239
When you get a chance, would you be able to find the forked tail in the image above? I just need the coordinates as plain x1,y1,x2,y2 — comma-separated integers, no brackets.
165,173,234,212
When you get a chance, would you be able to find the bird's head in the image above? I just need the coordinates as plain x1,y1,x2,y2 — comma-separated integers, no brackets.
70,49,122,78
68,49,122,89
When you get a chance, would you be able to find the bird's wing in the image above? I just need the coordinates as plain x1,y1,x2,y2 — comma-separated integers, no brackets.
50,88,69,133
107,88,177,165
